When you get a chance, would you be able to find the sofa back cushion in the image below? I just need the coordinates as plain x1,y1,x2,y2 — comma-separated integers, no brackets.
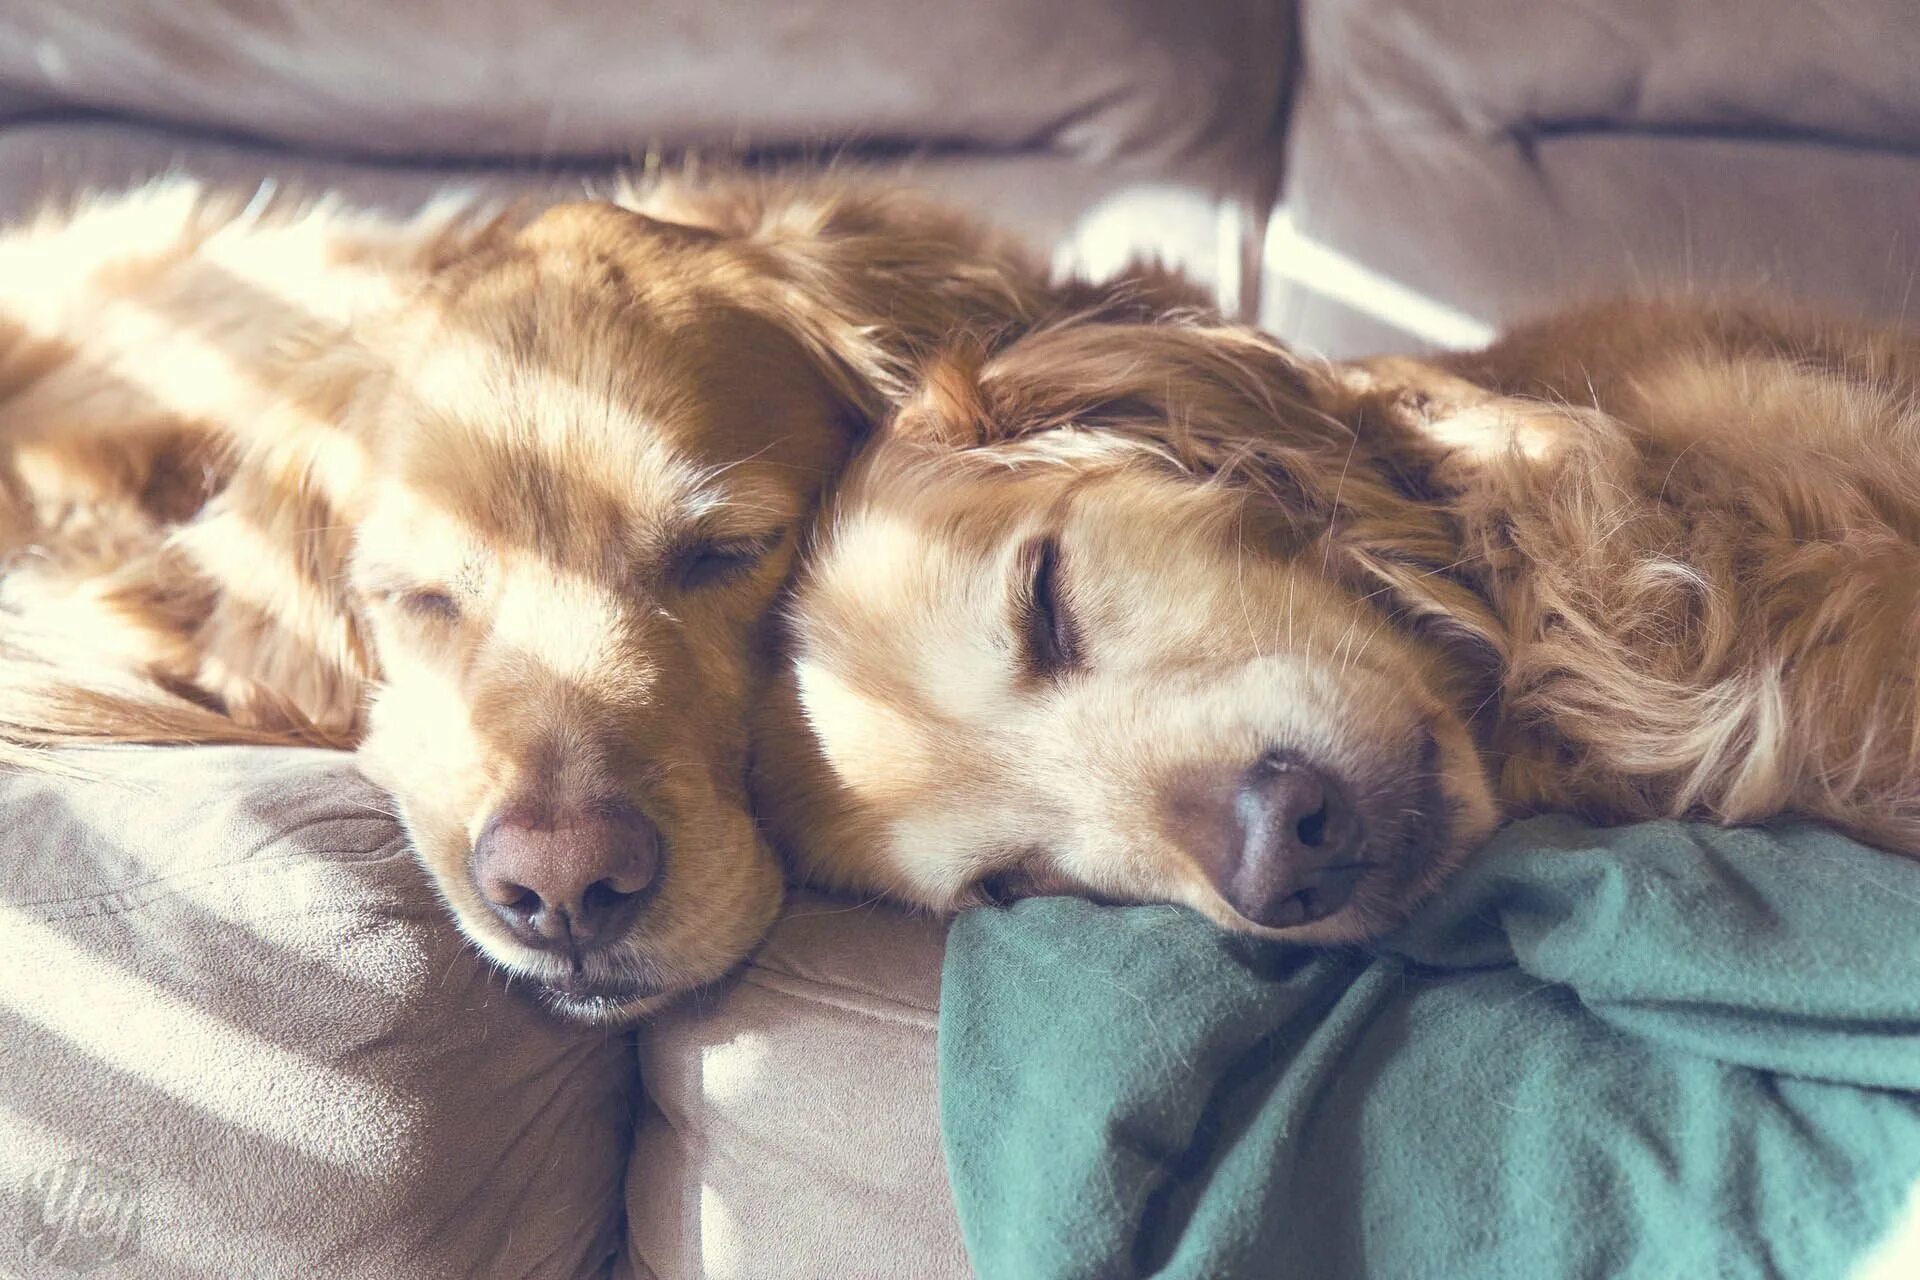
0,0,1294,182
1306,0,1920,148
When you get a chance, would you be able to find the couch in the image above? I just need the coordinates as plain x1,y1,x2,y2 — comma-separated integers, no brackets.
1,3,1915,1277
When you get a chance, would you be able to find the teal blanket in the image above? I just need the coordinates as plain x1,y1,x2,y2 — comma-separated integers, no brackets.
939,818,1920,1279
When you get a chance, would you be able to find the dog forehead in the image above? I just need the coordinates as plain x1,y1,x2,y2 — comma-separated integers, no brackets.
374,288,845,566
818,454,1372,696
412,214,846,432
812,464,1029,636
851,457,1239,588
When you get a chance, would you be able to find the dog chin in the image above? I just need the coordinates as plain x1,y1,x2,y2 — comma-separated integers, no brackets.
533,964,744,1026
1207,892,1382,945
486,938,730,1026
538,983,675,1027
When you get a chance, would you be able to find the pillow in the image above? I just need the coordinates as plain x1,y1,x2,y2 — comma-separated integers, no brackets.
0,0,1292,181
0,746,636,1280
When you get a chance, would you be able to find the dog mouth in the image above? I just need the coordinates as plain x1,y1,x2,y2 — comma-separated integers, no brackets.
544,969,657,1002
537,975,668,1024
1323,745,1475,935
527,961,675,1024
533,955,758,1026
503,941,680,1024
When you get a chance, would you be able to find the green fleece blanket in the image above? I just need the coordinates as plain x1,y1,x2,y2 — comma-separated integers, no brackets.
939,817,1920,1279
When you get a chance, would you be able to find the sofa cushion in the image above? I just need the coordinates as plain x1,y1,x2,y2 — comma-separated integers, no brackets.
1269,112,1920,355
0,0,1293,187
1304,0,1920,148
1264,0,1920,355
0,746,636,1280
0,117,1252,309
627,891,964,1280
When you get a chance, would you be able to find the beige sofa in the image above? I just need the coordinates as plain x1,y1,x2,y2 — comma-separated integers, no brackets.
2,3,1916,1277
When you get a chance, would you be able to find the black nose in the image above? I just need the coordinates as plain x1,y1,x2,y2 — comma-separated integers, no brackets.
1223,752,1365,928
471,802,662,953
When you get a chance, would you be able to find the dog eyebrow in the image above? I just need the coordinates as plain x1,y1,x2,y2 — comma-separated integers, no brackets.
663,508,794,556
352,553,484,597
676,484,808,541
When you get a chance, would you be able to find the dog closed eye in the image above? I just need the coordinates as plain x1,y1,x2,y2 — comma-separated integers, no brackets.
397,587,462,623
359,577,465,625
1016,534,1081,678
675,532,784,591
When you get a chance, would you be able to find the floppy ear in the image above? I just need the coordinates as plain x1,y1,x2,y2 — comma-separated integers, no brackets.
886,338,997,448
165,338,385,747
1331,354,1596,504
886,321,1349,523
617,175,1052,416
0,462,369,754
171,471,370,746
1331,520,1510,716
1319,359,1520,714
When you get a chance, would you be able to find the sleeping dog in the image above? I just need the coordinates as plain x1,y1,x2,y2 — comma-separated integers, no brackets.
0,175,1047,1020
758,298,1920,941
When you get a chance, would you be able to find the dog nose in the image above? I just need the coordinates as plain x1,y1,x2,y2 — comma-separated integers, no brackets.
471,803,662,951
1221,752,1365,928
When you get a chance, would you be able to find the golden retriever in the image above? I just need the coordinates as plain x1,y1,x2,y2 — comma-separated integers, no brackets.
0,174,1047,1020
756,297,1920,942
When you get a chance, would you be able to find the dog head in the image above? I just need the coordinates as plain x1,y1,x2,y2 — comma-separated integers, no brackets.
758,320,1506,943
333,203,850,1021
194,192,1045,1022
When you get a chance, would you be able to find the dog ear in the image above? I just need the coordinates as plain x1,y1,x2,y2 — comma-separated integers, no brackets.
1319,359,1516,715
883,262,1224,447
166,338,385,746
618,177,1050,419
172,467,371,746
1333,354,1596,507
886,322,1353,521
1332,523,1510,717
885,340,997,448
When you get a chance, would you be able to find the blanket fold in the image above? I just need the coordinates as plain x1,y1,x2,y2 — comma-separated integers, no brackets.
939,817,1920,1279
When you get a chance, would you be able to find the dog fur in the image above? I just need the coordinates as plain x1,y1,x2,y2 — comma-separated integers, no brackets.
757,297,1920,941
0,174,1048,1020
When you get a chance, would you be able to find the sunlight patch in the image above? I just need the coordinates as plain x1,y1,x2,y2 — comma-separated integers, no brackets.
1265,210,1496,350
0,913,416,1169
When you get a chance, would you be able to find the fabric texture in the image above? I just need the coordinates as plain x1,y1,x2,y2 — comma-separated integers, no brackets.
1270,95,1920,356
1302,0,1920,146
0,0,1291,186
627,891,967,1280
0,117,1248,308
0,747,637,1280
1266,0,1920,355
940,817,1920,1279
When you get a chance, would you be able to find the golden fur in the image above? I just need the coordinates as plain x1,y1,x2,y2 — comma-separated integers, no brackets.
0,174,1048,1020
758,297,1920,940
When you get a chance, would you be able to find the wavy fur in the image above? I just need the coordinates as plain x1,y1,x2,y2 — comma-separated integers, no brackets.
0,173,1050,1016
763,297,1920,939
